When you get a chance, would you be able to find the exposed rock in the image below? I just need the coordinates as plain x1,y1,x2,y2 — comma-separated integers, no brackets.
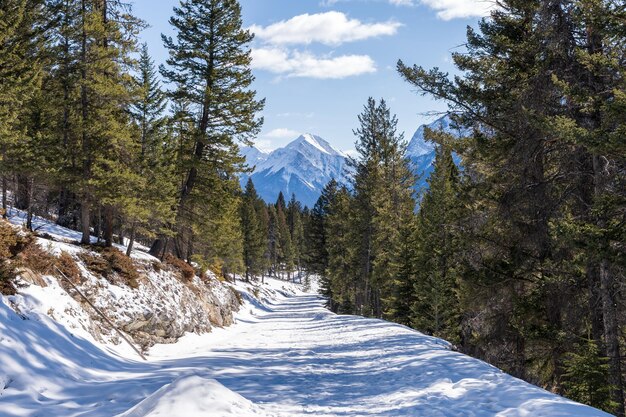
49,253,241,349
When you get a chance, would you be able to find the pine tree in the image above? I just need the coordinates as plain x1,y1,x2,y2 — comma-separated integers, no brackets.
563,337,615,412
157,0,264,260
398,0,626,409
325,184,358,313
275,197,293,277
349,97,415,317
411,131,461,343
125,43,176,256
241,179,265,281
0,0,48,220
267,204,280,277
307,179,337,305
287,194,304,278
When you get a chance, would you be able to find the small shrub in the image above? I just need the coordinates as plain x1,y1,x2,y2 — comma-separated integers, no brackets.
56,252,82,284
0,221,18,259
17,241,57,275
103,248,140,285
231,287,243,305
164,254,195,282
79,247,140,288
0,262,17,295
78,252,110,276
0,221,23,295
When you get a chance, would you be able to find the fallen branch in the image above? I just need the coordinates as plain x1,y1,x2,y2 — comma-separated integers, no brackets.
53,266,147,361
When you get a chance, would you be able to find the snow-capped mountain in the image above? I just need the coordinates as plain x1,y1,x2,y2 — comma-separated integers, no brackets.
240,146,268,167
241,116,464,207
407,115,465,193
240,134,348,207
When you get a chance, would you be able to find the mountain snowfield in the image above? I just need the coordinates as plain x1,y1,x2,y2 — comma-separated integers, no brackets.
241,116,463,206
0,217,611,417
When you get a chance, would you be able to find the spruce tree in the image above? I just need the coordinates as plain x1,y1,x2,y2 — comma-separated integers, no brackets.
241,179,265,281
158,0,264,259
349,97,415,317
125,43,176,256
398,1,626,410
411,130,461,342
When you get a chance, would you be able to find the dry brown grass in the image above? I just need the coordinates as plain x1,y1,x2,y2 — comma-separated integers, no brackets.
164,254,196,283
16,240,57,276
56,252,82,284
79,247,140,289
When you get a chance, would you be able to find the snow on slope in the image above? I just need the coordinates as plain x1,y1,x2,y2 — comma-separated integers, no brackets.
0,270,611,417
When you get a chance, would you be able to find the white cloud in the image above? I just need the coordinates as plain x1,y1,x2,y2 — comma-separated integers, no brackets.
250,12,402,46
420,0,496,20
321,0,414,6
277,112,315,119
264,128,301,139
252,48,377,79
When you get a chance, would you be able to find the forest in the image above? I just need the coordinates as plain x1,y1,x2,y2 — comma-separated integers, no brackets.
0,0,624,415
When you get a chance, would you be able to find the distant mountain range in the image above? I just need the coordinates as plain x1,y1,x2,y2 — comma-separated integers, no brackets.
240,115,463,207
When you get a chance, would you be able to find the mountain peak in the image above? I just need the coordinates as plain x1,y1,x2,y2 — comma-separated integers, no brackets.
287,133,341,156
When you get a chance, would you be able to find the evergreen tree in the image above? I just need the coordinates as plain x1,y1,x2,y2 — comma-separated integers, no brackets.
125,43,176,256
398,1,626,412
0,0,48,219
349,97,415,317
411,131,461,343
325,184,359,313
307,179,337,305
287,194,304,277
563,337,615,412
157,0,264,260
275,196,293,277
241,179,265,281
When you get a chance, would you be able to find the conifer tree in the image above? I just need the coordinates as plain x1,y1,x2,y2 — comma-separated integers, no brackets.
158,0,264,259
349,97,415,317
287,194,305,277
325,185,358,313
275,197,293,277
307,179,337,304
0,0,48,219
398,1,626,410
411,131,461,342
241,179,265,281
125,43,176,256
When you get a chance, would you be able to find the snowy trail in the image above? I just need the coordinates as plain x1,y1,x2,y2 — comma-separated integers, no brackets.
0,284,612,417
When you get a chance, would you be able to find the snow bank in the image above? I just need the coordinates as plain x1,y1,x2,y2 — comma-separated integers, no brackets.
116,376,273,417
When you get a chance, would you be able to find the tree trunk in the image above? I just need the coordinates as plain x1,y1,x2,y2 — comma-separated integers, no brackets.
126,224,136,257
2,176,7,218
15,174,29,210
586,262,605,348
149,237,167,258
26,177,33,231
600,258,625,416
103,205,114,247
80,200,91,245
593,154,625,416
79,0,91,246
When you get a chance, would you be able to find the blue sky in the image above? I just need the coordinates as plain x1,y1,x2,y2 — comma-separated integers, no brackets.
132,0,495,153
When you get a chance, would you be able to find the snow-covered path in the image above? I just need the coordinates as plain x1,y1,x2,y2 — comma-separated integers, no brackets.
0,283,612,417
